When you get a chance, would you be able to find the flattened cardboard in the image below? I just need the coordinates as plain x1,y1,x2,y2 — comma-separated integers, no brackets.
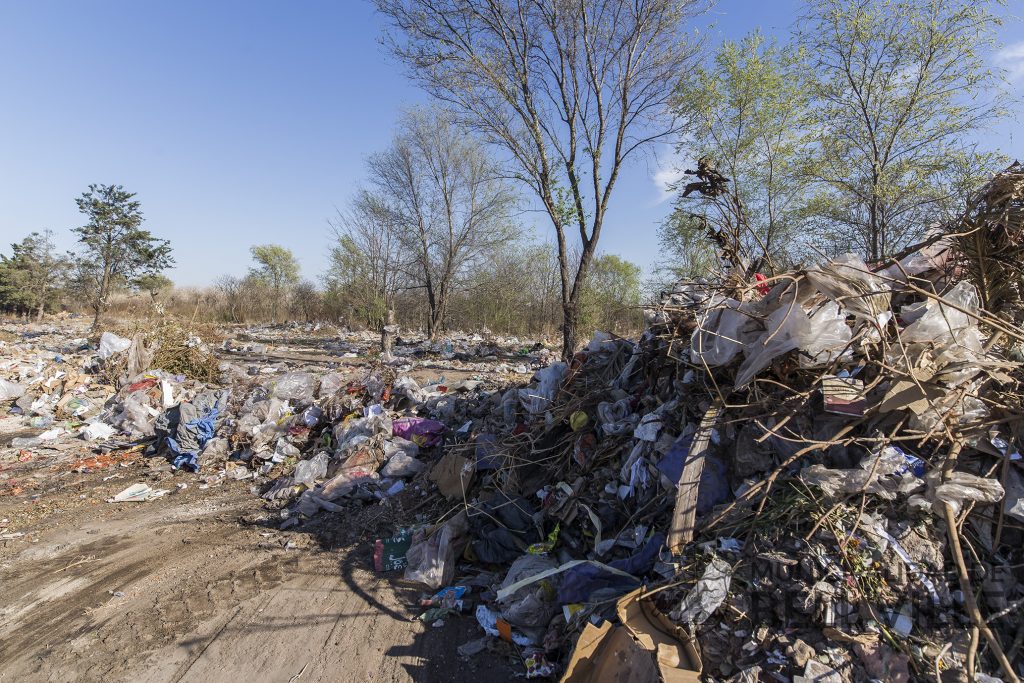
877,379,945,415
616,588,702,682
560,621,659,683
560,588,701,683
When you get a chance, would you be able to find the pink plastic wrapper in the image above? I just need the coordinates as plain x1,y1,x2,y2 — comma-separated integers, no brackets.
392,417,446,447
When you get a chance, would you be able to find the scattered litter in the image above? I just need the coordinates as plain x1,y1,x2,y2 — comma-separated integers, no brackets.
107,483,170,503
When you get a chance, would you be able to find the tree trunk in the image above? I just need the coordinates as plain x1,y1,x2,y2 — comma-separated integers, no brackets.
561,299,578,362
425,282,439,341
93,265,111,333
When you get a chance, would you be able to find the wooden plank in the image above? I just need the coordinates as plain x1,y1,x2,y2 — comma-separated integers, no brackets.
667,400,722,553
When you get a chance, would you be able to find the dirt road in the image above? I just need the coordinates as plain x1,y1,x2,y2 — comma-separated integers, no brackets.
0,454,512,682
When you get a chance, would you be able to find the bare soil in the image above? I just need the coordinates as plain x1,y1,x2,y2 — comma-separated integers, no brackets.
0,440,514,682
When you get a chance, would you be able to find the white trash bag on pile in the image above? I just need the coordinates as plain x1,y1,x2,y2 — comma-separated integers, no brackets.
98,332,132,359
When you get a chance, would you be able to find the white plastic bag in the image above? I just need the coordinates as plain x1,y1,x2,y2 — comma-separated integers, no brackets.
81,421,116,441
797,301,852,367
98,332,131,359
518,362,567,414
690,297,747,367
734,301,806,387
670,555,733,626
805,254,892,328
586,331,614,352
0,378,25,401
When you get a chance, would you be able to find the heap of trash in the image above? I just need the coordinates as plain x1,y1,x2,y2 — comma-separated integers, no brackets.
184,164,1021,681
3,165,1024,681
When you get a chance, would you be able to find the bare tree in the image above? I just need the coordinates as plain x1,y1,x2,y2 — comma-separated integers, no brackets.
360,107,518,340
377,0,705,357
328,190,409,329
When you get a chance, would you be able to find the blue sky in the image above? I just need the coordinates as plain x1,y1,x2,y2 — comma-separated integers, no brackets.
0,1,1021,286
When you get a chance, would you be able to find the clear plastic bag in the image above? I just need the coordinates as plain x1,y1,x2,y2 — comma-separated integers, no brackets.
924,470,1005,516
498,554,559,629
120,395,158,436
799,447,906,499
670,555,733,625
381,451,426,478
98,332,131,359
690,297,747,367
805,254,892,328
900,281,980,348
404,511,468,589
796,301,852,367
293,452,329,486
734,300,805,387
271,372,317,403
318,372,346,398
393,375,428,404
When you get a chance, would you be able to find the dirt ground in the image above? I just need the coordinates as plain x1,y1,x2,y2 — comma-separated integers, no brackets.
0,329,522,682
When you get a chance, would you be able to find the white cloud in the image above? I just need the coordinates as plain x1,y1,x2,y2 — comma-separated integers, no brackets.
649,144,692,205
652,166,686,201
996,41,1024,82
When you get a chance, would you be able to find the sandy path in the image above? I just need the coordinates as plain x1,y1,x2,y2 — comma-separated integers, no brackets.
0,486,509,682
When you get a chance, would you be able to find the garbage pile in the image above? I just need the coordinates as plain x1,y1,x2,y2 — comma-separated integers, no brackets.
220,323,557,374
0,323,233,458
236,165,1021,682
4,166,1023,682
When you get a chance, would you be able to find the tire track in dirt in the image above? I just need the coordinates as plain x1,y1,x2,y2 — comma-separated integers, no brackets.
0,482,515,682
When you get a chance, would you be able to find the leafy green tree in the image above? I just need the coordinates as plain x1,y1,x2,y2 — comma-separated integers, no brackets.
799,0,1010,260
580,254,643,335
327,191,408,329
135,273,174,301
653,210,720,286
72,184,173,330
0,230,71,319
672,31,814,272
249,244,300,323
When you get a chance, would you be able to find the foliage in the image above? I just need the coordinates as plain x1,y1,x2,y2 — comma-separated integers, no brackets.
290,280,324,323
798,0,1011,260
0,230,71,318
672,31,814,271
376,0,706,357
248,244,300,323
652,210,720,286
449,238,564,336
71,183,173,328
579,255,643,334
135,273,174,299
335,107,518,339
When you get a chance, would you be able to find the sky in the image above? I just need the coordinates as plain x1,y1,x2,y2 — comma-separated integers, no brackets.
0,0,1021,287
